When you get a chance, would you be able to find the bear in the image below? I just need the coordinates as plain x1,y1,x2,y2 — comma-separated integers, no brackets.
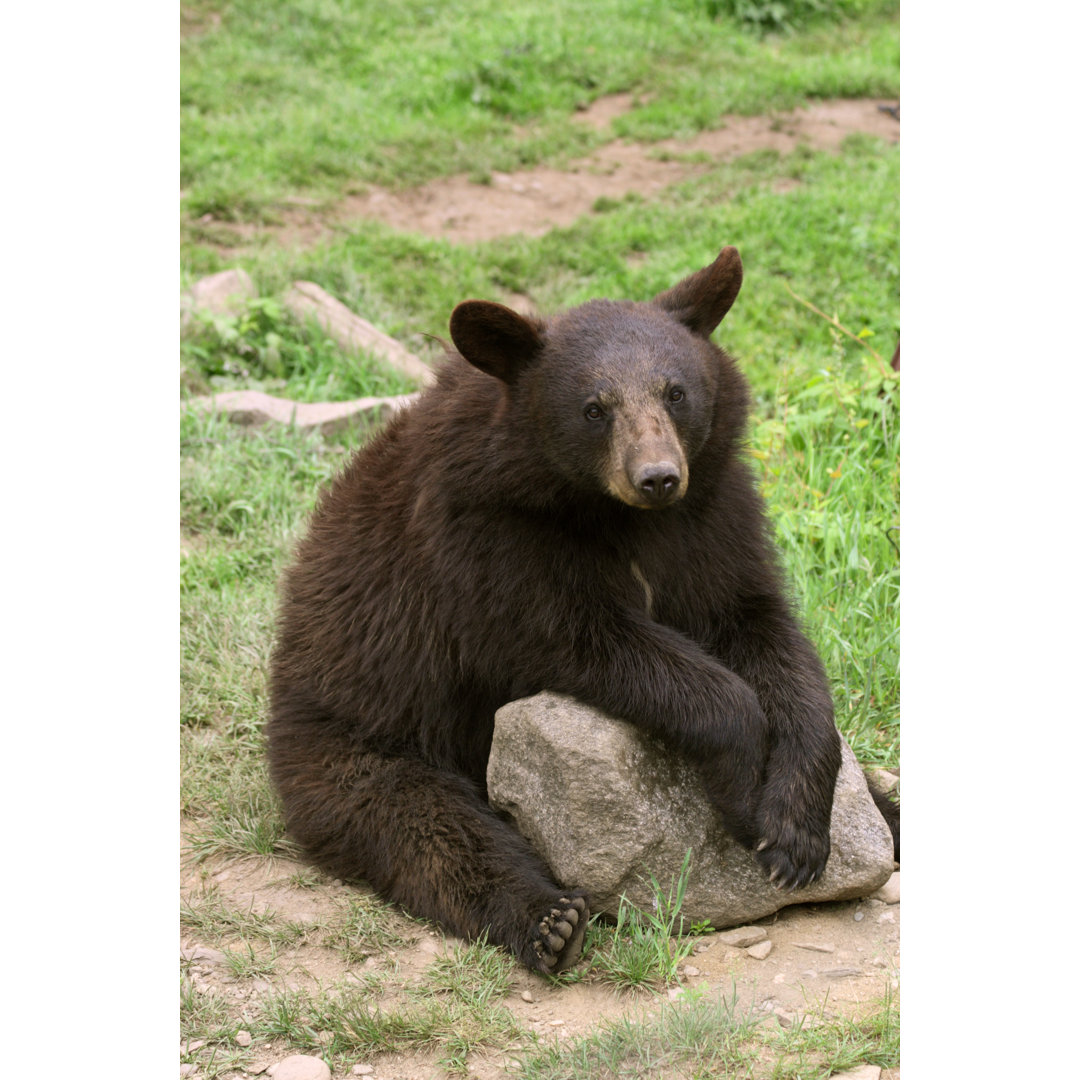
267,245,899,975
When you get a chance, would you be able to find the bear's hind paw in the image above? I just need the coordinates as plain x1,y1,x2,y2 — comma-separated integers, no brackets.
527,894,589,975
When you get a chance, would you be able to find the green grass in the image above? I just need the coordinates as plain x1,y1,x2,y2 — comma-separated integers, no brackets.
182,0,897,223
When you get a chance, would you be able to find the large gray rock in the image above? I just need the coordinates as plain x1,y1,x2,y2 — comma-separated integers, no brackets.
487,692,894,929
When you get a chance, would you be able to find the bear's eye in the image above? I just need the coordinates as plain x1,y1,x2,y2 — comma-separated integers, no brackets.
584,403,604,421
668,387,685,403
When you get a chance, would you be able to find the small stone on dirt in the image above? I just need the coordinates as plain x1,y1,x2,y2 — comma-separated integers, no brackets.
821,968,864,978
870,871,900,904
235,1030,252,1047
794,942,836,953
717,926,768,948
520,990,535,1002
746,940,773,960
352,1066,374,1076
268,1055,331,1080
181,946,228,965
682,964,700,977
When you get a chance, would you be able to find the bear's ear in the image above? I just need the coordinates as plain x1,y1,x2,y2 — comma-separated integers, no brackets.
449,301,543,384
652,246,743,338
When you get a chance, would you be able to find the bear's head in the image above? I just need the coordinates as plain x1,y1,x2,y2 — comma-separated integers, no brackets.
449,246,746,510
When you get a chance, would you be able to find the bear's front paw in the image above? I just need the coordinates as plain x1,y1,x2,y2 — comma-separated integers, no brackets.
526,893,589,976
753,812,830,891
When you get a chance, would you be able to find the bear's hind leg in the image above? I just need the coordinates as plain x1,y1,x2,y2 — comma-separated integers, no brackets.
271,745,589,974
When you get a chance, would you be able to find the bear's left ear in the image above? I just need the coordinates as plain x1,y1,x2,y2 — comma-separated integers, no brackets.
449,301,543,384
652,246,743,338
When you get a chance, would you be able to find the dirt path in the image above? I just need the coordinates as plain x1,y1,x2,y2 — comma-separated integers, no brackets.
208,97,898,250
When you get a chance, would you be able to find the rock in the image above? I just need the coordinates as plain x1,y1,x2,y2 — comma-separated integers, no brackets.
186,389,419,435
794,942,836,953
352,1066,374,1076
182,268,256,324
520,990,535,1002
181,946,227,965
235,1030,252,1047
717,926,769,948
746,940,773,960
870,871,900,904
268,1056,331,1080
282,281,435,387
681,964,700,977
487,693,896,928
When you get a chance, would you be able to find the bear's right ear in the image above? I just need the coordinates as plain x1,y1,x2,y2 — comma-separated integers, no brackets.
449,301,543,384
653,246,743,339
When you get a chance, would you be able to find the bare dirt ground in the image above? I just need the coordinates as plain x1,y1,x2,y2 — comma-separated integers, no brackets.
182,93,900,1078
181,844,899,1079
206,97,899,250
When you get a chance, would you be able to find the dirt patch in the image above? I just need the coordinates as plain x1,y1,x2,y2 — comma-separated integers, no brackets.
206,97,898,251
182,840,898,1079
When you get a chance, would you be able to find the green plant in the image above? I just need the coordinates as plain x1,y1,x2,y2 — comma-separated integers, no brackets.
589,850,699,991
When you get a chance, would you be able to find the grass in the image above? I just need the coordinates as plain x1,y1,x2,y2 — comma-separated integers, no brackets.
182,0,898,222
181,2,898,1076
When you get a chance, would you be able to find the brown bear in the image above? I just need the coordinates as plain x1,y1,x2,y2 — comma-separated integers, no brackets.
267,246,898,975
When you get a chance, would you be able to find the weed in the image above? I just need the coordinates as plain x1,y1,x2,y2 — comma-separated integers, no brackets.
589,850,699,991
323,893,412,964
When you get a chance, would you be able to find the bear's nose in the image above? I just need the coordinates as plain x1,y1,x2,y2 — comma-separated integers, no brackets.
635,463,681,506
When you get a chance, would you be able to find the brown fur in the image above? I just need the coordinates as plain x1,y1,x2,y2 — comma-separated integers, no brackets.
267,246,897,972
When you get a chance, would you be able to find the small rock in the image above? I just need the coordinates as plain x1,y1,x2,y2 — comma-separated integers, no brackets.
821,968,864,978
520,990,535,1002
235,1030,252,1047
830,1067,881,1080
774,1007,797,1029
352,1066,374,1076
794,942,836,953
182,1040,207,1054
853,909,865,922
181,946,228,965
268,1057,331,1080
182,268,256,323
717,926,768,948
681,964,700,977
746,940,773,960
870,871,899,904
549,1019,565,1026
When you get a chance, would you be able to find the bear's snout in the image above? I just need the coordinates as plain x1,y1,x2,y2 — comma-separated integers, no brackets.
632,461,682,506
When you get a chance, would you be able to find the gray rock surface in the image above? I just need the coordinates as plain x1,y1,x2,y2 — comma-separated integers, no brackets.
487,692,894,929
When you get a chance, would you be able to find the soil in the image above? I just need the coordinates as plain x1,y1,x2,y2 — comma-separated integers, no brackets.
181,845,899,1079
201,97,899,251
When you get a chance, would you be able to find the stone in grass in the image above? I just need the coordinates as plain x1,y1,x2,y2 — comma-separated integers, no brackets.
487,693,895,929
181,268,256,325
268,1055,331,1080
717,926,769,948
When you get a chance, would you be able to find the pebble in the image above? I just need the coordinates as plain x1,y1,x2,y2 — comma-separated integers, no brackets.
870,872,900,904
773,1007,797,1029
821,968,864,979
520,990,535,1002
181,946,228,965
692,941,710,954
746,940,773,960
352,1066,374,1076
235,1030,252,1047
716,926,768,948
794,942,835,953
549,1019,565,1026
853,909,865,922
681,965,700,977
268,1054,332,1080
